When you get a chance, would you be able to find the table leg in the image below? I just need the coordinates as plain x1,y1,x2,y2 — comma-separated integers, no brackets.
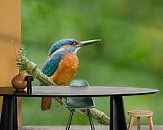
0,96,18,130
110,96,127,130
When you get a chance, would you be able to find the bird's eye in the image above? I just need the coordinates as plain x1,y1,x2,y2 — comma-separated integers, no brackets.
73,42,77,45
70,41,74,45
72,41,79,46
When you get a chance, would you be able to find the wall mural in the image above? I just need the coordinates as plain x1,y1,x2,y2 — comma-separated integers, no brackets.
21,0,162,126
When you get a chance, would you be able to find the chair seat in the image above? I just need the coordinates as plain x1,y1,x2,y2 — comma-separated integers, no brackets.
128,110,153,117
65,97,95,109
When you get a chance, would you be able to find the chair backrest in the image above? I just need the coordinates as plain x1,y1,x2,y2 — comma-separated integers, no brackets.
70,79,89,87
66,79,94,109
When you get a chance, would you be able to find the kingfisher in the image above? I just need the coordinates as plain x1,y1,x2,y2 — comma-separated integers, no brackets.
40,39,101,110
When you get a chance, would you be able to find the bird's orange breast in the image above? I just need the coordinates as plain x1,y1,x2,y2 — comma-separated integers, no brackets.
51,53,79,85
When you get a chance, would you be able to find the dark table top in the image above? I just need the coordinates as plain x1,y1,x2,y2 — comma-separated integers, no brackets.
0,86,159,97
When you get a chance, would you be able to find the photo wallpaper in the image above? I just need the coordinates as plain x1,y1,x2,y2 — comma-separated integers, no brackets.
21,0,163,125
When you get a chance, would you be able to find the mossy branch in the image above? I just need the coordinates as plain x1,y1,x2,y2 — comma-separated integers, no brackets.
18,55,110,125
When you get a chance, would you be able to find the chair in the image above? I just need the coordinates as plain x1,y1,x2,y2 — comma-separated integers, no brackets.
65,80,95,130
128,110,154,130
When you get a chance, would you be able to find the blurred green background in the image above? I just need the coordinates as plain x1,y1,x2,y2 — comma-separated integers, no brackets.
21,0,163,125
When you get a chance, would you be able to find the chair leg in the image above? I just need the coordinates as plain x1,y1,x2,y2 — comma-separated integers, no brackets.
66,109,74,130
148,116,154,130
87,109,95,130
128,116,134,130
137,117,141,130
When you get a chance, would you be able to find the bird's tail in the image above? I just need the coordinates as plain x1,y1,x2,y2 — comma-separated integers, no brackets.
41,97,52,111
39,82,52,110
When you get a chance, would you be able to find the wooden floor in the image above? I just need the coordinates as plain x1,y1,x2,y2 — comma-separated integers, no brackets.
20,125,163,130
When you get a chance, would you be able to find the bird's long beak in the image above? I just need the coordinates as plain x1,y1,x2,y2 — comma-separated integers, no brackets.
77,39,101,47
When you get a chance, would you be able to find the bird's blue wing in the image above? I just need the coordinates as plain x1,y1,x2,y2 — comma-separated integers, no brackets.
41,54,62,77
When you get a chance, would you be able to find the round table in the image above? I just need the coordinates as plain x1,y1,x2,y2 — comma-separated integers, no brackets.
0,86,159,130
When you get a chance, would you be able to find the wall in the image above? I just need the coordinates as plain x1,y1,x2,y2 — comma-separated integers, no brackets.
0,0,21,126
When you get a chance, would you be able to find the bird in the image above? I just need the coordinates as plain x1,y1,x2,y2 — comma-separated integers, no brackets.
40,39,101,110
